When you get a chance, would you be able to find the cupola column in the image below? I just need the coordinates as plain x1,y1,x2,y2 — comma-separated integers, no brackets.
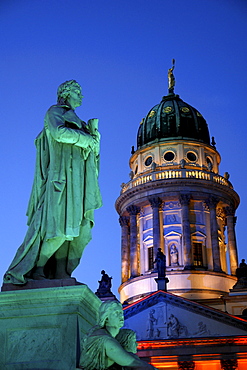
126,205,140,278
179,194,192,269
206,196,222,272
119,216,130,283
225,206,238,275
149,197,162,258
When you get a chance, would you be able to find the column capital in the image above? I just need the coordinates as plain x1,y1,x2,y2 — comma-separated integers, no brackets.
224,205,235,217
179,193,191,206
119,216,129,227
126,205,140,216
148,196,162,209
205,195,219,209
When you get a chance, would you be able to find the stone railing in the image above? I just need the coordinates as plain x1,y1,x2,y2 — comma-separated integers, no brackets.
121,169,232,193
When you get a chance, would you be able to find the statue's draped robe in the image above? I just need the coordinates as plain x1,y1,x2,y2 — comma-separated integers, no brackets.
4,104,102,284
80,327,119,370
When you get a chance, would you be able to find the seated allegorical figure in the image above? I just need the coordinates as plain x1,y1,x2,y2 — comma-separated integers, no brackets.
80,301,157,370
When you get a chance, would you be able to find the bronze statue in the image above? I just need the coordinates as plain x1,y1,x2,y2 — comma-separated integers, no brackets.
4,80,102,284
154,248,166,278
168,59,175,93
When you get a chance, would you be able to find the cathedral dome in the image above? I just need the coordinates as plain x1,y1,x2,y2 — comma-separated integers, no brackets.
137,93,210,149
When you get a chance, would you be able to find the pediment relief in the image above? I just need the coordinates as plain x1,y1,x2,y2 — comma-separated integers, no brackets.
123,291,247,341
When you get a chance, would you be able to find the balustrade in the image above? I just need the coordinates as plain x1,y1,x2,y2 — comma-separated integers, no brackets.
121,169,232,193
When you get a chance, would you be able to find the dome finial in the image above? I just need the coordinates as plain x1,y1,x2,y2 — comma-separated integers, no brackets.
168,59,175,94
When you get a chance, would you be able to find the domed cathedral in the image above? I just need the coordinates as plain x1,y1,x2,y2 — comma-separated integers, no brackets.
116,63,247,369
116,61,240,307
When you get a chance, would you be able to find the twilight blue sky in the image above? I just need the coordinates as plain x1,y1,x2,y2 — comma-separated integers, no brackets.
0,0,247,297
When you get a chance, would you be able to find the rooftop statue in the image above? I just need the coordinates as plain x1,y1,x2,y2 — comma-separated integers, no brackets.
168,59,175,93
233,259,247,289
80,301,157,369
4,80,102,284
154,248,166,278
95,270,116,299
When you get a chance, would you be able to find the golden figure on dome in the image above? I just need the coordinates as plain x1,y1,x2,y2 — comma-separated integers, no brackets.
168,58,175,93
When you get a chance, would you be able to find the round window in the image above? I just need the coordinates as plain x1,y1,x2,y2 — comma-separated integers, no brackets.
206,156,213,165
187,151,197,162
164,151,175,162
145,156,153,166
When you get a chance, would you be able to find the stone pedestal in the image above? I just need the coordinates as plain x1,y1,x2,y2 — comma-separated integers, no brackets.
0,284,101,370
155,277,169,291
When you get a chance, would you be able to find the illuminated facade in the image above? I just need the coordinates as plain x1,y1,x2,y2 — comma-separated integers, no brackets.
116,73,247,369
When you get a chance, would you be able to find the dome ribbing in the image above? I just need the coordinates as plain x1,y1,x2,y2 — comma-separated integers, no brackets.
137,93,210,149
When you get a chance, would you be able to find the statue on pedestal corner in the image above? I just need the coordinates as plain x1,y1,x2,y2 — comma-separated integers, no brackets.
4,80,102,285
80,301,157,369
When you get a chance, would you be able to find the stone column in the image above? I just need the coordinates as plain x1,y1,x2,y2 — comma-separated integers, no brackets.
179,194,192,269
225,206,238,275
206,196,222,272
119,216,130,283
149,197,162,258
126,205,140,278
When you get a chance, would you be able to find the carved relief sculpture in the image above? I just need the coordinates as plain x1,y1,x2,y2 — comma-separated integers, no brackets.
166,314,188,338
146,309,157,339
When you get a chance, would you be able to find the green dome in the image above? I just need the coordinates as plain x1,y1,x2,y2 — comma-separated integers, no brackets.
137,93,210,149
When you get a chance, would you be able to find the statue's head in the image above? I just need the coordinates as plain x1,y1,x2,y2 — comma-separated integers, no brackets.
57,80,83,109
116,328,137,353
98,300,124,329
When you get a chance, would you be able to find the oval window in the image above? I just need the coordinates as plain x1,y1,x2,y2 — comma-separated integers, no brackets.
164,151,175,162
187,151,197,162
206,156,213,165
145,156,153,166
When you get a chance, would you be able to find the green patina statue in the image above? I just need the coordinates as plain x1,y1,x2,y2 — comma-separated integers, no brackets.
4,80,102,284
80,301,157,369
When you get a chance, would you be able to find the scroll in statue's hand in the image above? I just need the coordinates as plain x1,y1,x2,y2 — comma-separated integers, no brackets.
87,118,99,133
